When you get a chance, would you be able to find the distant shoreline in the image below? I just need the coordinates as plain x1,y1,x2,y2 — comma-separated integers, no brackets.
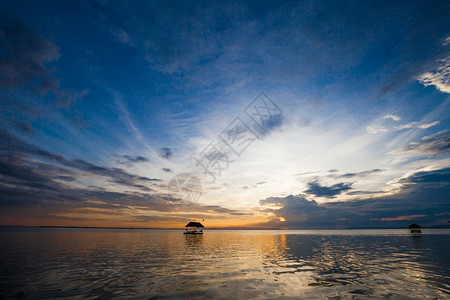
0,225,449,230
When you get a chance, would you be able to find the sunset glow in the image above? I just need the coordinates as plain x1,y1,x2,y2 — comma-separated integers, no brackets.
0,1,449,229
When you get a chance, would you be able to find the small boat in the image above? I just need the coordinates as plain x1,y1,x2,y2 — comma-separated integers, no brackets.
409,223,422,233
184,221,204,234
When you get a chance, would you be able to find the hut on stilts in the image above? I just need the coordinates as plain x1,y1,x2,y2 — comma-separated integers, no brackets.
408,223,421,233
184,221,204,234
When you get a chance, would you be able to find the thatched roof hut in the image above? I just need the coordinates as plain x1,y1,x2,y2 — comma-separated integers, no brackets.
185,221,204,228
409,223,421,233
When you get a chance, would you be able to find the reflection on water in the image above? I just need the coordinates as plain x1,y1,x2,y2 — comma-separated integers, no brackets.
1,228,449,299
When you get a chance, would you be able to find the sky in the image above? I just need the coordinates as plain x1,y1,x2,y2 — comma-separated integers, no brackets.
0,0,449,229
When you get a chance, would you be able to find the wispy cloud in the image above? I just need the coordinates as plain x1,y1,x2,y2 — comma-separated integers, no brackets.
418,57,450,94
0,130,247,226
417,121,441,129
112,91,146,144
333,169,383,179
366,125,389,134
367,120,440,134
111,28,134,46
390,132,450,156
394,121,440,130
380,215,426,221
113,154,150,165
14,121,36,135
383,114,401,121
0,130,160,192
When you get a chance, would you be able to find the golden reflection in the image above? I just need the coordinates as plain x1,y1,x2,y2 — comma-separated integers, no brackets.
2,229,448,299
184,233,204,250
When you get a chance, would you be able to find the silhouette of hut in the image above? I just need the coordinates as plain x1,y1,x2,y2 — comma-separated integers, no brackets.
184,221,204,234
408,223,421,233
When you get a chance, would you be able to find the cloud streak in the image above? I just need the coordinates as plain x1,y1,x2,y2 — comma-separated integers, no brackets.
0,130,248,226
418,57,450,94
0,130,160,192
383,114,401,121
114,154,150,165
391,132,450,156
367,121,440,134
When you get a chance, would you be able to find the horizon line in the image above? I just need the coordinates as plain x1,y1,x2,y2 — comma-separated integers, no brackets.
1,225,449,230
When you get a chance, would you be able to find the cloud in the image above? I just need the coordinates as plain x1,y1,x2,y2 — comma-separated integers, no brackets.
14,121,36,134
0,15,60,91
159,147,173,159
0,15,88,108
346,190,384,196
259,195,337,228
111,29,134,46
162,168,173,173
383,114,401,121
418,57,450,93
80,0,450,102
335,169,383,179
394,121,440,130
304,180,352,198
372,5,450,97
393,122,419,130
367,120,440,134
397,167,450,186
111,91,146,144
417,121,441,129
366,126,389,134
258,168,450,228
55,87,90,108
114,154,150,165
380,215,426,221
391,132,450,156
0,130,160,192
0,131,247,224
59,159,161,189
0,155,62,194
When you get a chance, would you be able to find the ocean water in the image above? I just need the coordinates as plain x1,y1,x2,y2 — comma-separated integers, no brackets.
0,228,449,299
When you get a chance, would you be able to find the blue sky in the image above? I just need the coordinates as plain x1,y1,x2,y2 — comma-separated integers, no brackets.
0,0,449,228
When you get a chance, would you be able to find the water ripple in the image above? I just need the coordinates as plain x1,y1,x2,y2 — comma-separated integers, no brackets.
1,228,449,299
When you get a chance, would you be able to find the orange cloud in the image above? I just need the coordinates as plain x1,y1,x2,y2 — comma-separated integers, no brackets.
381,214,426,221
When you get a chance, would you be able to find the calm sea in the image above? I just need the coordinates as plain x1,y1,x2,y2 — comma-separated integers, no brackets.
1,228,449,299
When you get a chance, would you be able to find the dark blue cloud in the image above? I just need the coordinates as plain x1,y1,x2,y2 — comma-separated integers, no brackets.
0,15,59,91
0,130,244,221
260,168,450,229
114,154,150,165
14,121,36,134
0,130,160,191
0,15,88,108
304,181,353,198
399,168,450,185
159,147,173,159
